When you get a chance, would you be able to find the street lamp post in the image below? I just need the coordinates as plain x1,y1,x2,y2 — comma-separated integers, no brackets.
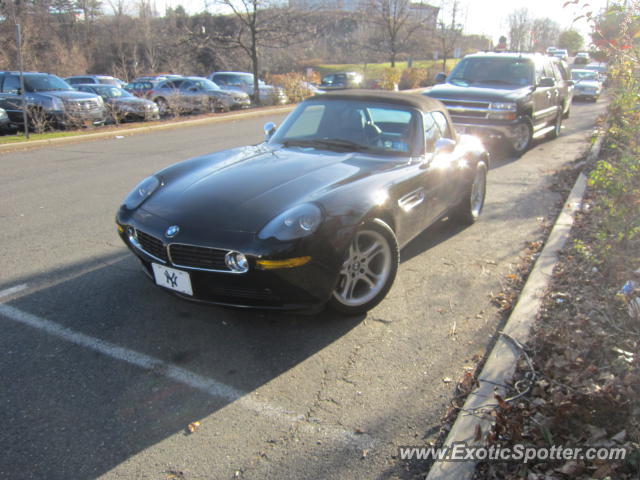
16,24,29,139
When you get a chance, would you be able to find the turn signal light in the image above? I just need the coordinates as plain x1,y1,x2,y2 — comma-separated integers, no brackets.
256,256,311,270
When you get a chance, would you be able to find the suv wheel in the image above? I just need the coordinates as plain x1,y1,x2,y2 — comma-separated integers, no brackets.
547,109,563,139
510,118,533,155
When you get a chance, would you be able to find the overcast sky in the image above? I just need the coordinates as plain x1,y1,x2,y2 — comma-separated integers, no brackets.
151,0,609,45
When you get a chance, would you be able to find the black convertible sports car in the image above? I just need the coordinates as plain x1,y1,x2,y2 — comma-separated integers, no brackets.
116,91,489,315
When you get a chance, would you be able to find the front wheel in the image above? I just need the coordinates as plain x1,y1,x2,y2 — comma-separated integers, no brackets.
509,119,532,156
450,161,487,225
328,221,399,316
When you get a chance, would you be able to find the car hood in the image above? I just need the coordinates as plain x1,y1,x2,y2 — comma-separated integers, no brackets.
42,90,100,101
140,145,400,234
426,83,532,103
574,80,601,88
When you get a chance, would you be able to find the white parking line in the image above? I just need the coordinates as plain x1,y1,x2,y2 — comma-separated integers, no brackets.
0,294,374,448
0,284,28,299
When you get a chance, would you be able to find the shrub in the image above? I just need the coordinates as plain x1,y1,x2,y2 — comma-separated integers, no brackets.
267,72,317,103
399,68,428,89
380,67,402,91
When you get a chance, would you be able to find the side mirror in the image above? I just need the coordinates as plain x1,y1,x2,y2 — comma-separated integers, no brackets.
567,80,575,86
538,77,556,88
263,122,276,142
434,72,447,84
434,137,456,154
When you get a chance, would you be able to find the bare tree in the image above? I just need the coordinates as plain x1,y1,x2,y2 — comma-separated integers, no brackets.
367,0,422,67
507,8,531,52
530,17,560,51
206,0,313,105
435,0,463,72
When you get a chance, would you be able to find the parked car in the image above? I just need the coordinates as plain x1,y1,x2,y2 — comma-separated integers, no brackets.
0,71,106,129
425,52,572,155
546,46,558,55
553,49,569,61
319,72,363,91
149,77,249,114
208,72,288,105
65,75,125,87
570,69,602,101
583,63,609,86
574,52,590,65
74,84,160,122
115,90,489,314
123,81,155,98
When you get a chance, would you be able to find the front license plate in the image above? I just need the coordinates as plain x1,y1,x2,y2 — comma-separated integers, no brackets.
152,263,193,296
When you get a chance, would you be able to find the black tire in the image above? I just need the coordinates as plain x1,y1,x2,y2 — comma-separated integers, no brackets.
509,118,533,156
547,109,563,140
328,220,399,316
450,161,487,225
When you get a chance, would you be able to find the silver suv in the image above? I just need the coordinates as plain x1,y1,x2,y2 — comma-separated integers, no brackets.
208,72,288,106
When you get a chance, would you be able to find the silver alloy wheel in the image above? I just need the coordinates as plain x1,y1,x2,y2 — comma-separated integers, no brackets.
511,122,531,153
333,229,392,307
470,164,486,217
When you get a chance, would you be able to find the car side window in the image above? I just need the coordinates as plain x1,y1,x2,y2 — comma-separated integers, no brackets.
2,75,21,94
424,112,442,153
180,81,194,90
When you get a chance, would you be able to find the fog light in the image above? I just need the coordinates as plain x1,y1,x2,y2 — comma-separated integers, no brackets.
225,251,249,273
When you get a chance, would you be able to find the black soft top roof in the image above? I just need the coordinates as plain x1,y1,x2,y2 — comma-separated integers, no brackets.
313,89,444,113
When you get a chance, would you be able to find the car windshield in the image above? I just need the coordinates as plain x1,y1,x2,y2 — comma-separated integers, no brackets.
572,71,598,81
448,57,534,87
191,79,221,91
24,75,71,92
95,87,133,98
271,99,419,157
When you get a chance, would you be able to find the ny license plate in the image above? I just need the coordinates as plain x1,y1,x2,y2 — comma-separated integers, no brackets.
152,263,193,296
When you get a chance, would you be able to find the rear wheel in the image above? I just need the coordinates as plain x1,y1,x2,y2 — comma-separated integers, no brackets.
328,221,398,316
450,161,487,225
547,109,563,140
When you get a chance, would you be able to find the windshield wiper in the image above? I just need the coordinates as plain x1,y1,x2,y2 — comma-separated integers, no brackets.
283,138,371,152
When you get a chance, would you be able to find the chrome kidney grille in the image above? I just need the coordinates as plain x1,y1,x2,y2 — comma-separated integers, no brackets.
133,229,232,273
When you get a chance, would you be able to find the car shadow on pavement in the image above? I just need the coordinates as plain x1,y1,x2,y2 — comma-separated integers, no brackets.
0,252,362,480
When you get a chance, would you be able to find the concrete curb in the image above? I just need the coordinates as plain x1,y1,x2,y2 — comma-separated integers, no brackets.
426,127,608,479
0,88,430,154
0,105,295,154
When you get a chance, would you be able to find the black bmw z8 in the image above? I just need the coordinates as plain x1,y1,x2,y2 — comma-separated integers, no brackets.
116,91,489,315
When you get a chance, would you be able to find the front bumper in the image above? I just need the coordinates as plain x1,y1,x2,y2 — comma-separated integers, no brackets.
451,116,523,143
116,209,344,310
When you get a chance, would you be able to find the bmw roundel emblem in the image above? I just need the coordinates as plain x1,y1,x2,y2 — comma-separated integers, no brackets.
165,225,180,238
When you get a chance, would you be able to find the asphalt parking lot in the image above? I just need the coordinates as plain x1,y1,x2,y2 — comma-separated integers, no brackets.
0,98,607,479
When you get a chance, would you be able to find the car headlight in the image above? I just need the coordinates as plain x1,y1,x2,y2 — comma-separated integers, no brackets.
489,102,517,120
95,96,104,107
490,102,517,111
0,109,7,120
258,203,322,241
51,97,64,110
122,176,161,210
